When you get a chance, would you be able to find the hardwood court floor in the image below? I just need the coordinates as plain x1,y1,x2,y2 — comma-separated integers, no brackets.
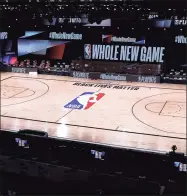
0,72,186,154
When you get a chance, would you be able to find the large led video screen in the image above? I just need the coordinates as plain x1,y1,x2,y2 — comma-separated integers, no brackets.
0,40,17,64
18,39,82,60
17,31,83,60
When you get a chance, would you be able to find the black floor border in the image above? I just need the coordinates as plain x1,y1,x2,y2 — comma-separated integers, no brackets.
1,115,186,140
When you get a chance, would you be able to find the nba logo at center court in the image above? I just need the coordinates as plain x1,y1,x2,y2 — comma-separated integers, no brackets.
64,92,105,110
84,44,91,59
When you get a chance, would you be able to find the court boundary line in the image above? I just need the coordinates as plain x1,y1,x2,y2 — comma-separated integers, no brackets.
1,75,186,139
9,75,186,91
0,128,171,155
1,115,186,140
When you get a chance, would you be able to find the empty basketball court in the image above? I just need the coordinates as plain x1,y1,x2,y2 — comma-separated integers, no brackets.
0,73,186,154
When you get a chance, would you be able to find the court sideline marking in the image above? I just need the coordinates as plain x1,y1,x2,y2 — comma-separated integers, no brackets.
1,75,186,139
7,75,186,91
0,115,186,140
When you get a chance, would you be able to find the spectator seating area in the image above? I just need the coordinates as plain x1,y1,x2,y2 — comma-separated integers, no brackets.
72,60,162,75
162,68,187,84
7,58,162,76
0,130,186,195
1,59,186,84
8,59,71,75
